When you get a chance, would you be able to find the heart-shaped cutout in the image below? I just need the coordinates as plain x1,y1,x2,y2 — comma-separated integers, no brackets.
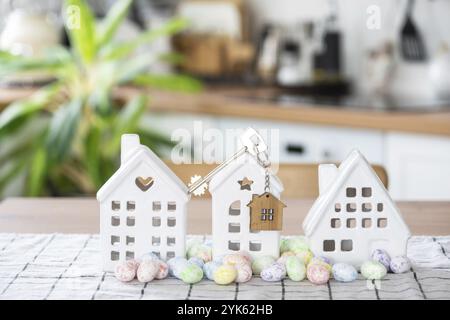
135,176,154,191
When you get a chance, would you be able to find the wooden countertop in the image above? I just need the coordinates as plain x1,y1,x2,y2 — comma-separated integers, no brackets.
0,197,449,235
1,86,450,136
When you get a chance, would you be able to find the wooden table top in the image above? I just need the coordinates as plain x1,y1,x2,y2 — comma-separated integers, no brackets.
0,197,449,235
2,86,450,137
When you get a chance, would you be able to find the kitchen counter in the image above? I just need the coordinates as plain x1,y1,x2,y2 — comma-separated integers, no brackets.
1,85,450,136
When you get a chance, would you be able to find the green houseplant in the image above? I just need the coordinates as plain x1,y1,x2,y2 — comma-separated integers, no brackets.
0,0,200,196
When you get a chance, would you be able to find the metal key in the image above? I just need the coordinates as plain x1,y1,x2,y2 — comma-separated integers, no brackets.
188,128,269,195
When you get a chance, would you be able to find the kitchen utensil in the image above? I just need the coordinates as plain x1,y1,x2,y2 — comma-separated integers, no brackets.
400,0,427,61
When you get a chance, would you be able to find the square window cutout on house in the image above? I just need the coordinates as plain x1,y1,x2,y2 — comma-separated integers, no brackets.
111,251,120,261
166,251,176,259
112,201,120,211
152,216,161,227
249,241,262,252
152,236,161,246
153,201,161,211
168,202,176,211
346,203,357,212
228,240,240,251
378,218,387,228
111,235,120,246
341,240,353,252
346,187,356,197
362,218,372,228
229,201,241,216
167,217,176,227
362,187,372,197
126,216,135,227
228,223,240,233
331,218,341,228
347,218,356,228
335,203,341,213
111,216,120,226
377,203,384,212
323,240,335,252
126,251,135,260
362,203,372,212
126,201,135,211
126,236,135,246
167,237,176,246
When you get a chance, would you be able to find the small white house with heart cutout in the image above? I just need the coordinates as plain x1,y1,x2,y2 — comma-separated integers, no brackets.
209,151,284,260
97,134,189,271
303,149,411,268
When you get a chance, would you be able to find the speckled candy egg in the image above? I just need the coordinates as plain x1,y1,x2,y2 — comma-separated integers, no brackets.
114,260,138,282
276,251,295,265
285,256,306,281
307,263,330,285
203,261,221,280
223,254,250,268
288,236,310,253
390,256,411,274
251,256,276,275
214,265,237,285
140,252,160,262
235,263,252,283
237,250,252,264
360,261,387,280
295,250,313,265
280,238,290,253
189,257,205,268
371,249,391,270
308,257,332,272
155,261,169,280
137,260,159,282
187,244,212,262
332,263,357,282
261,263,286,282
179,263,204,284
167,257,189,277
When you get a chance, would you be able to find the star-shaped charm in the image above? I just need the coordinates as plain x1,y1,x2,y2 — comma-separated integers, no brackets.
238,177,253,190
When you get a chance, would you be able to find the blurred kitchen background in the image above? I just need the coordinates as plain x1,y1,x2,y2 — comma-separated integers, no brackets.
0,0,450,200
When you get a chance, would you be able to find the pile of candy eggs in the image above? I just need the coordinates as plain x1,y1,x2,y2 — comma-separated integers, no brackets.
114,252,169,283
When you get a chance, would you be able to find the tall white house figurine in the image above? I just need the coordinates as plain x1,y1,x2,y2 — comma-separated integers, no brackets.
209,147,285,260
97,134,189,271
303,149,410,268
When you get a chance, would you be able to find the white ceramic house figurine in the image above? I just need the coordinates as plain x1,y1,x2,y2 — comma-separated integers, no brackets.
209,151,284,260
303,149,410,268
97,134,189,271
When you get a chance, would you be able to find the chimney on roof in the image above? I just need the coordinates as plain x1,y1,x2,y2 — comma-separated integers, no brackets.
121,134,140,164
318,164,338,194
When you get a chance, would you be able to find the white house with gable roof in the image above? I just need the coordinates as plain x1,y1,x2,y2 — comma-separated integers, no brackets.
303,149,410,268
97,134,189,271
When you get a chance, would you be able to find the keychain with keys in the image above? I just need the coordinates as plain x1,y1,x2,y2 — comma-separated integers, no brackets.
188,127,270,196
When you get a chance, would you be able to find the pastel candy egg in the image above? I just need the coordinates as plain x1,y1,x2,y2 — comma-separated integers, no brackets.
332,263,357,282
295,250,313,265
390,256,411,274
213,254,226,264
189,257,205,268
137,260,159,283
179,263,204,284
203,261,221,280
187,244,212,262
167,257,189,277
223,254,250,267
306,263,330,285
235,264,252,283
251,256,276,275
155,261,169,280
214,265,237,285
114,260,138,282
140,252,160,262
285,256,306,281
316,256,333,265
371,249,391,270
361,261,387,280
276,251,295,265
288,236,310,253
280,238,290,254
308,258,332,272
237,250,252,264
261,263,286,282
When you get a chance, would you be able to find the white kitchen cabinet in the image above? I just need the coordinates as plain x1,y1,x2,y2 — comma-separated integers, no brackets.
385,133,450,201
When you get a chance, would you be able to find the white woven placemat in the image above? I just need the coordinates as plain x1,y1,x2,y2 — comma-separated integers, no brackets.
0,234,449,300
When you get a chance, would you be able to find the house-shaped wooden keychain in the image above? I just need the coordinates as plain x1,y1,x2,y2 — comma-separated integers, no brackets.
248,192,285,231
302,149,411,268
97,134,189,272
